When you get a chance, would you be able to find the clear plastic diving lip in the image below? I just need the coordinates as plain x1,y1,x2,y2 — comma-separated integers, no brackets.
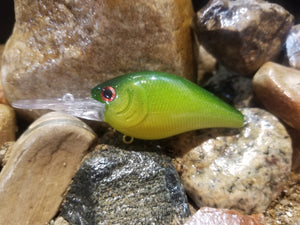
12,93,105,122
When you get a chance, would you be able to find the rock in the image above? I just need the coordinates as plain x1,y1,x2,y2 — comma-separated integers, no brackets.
60,144,190,224
193,33,217,83
287,127,300,173
172,108,292,214
52,217,70,225
264,173,300,225
253,62,300,130
203,65,257,108
0,112,97,225
193,0,294,75
184,207,265,225
1,0,195,109
0,45,6,104
0,104,16,146
286,24,300,70
0,141,14,167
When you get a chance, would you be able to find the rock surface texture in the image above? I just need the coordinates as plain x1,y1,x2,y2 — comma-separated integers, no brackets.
61,144,190,225
193,0,294,75
0,104,16,146
184,207,265,225
1,0,195,106
286,24,300,70
253,62,300,130
0,45,6,104
172,108,292,214
0,112,97,225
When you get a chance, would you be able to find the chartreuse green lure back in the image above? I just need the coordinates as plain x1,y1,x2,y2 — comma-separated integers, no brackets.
91,71,244,140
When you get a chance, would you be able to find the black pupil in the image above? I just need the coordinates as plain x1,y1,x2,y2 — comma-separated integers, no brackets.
103,88,113,99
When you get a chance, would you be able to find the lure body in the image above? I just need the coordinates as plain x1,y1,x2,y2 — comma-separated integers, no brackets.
91,71,244,140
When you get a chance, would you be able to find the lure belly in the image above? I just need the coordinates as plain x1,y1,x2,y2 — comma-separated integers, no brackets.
91,71,244,140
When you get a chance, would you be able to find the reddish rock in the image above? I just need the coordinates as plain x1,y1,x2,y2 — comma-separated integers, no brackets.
253,62,300,130
184,207,265,225
193,0,294,75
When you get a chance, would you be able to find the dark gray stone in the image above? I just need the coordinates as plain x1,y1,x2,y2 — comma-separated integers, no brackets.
60,144,190,225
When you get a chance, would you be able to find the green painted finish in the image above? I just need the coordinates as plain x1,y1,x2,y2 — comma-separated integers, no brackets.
91,71,244,140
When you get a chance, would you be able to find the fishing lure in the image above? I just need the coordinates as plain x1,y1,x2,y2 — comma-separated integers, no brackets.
91,71,244,140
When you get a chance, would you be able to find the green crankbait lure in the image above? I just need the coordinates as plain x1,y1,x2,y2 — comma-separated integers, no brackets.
91,71,244,140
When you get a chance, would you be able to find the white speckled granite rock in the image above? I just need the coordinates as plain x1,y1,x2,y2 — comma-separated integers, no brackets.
172,108,292,214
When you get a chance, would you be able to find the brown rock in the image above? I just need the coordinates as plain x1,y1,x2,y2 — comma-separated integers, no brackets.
0,112,97,225
1,0,195,108
0,104,16,146
193,0,294,75
253,62,300,130
184,207,266,225
286,25,300,70
0,45,7,104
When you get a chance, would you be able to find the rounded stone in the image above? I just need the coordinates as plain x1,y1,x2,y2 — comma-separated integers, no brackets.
172,108,292,214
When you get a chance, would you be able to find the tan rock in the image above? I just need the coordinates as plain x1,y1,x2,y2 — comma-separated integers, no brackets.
184,207,265,225
0,104,16,146
0,112,97,225
1,0,195,108
0,45,6,104
253,62,300,130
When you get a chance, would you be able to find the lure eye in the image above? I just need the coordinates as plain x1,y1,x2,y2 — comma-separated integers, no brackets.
101,86,116,102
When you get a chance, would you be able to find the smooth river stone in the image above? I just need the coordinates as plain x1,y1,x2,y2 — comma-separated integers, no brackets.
172,108,292,214
286,24,300,70
193,0,294,75
253,62,300,130
0,112,97,225
1,0,195,107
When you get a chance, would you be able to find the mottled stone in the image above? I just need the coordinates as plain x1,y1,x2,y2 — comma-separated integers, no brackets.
287,127,300,173
61,144,190,225
0,112,97,225
253,62,300,130
0,141,14,167
172,108,292,214
184,207,265,225
203,65,256,108
286,24,300,70
264,173,300,225
1,0,195,108
193,0,294,75
0,104,16,146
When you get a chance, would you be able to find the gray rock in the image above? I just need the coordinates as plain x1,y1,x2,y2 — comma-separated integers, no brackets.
286,24,300,70
203,65,256,108
193,0,294,75
172,108,292,214
61,144,190,225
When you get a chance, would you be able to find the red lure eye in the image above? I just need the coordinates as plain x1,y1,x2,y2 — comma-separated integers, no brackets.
101,86,116,102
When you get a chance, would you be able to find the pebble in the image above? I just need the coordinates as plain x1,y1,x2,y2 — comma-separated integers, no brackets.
1,0,195,119
0,104,16,146
286,24,300,70
184,207,265,225
0,45,7,104
193,0,294,75
60,144,190,224
172,108,292,214
253,62,300,130
0,112,97,225
203,65,256,108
